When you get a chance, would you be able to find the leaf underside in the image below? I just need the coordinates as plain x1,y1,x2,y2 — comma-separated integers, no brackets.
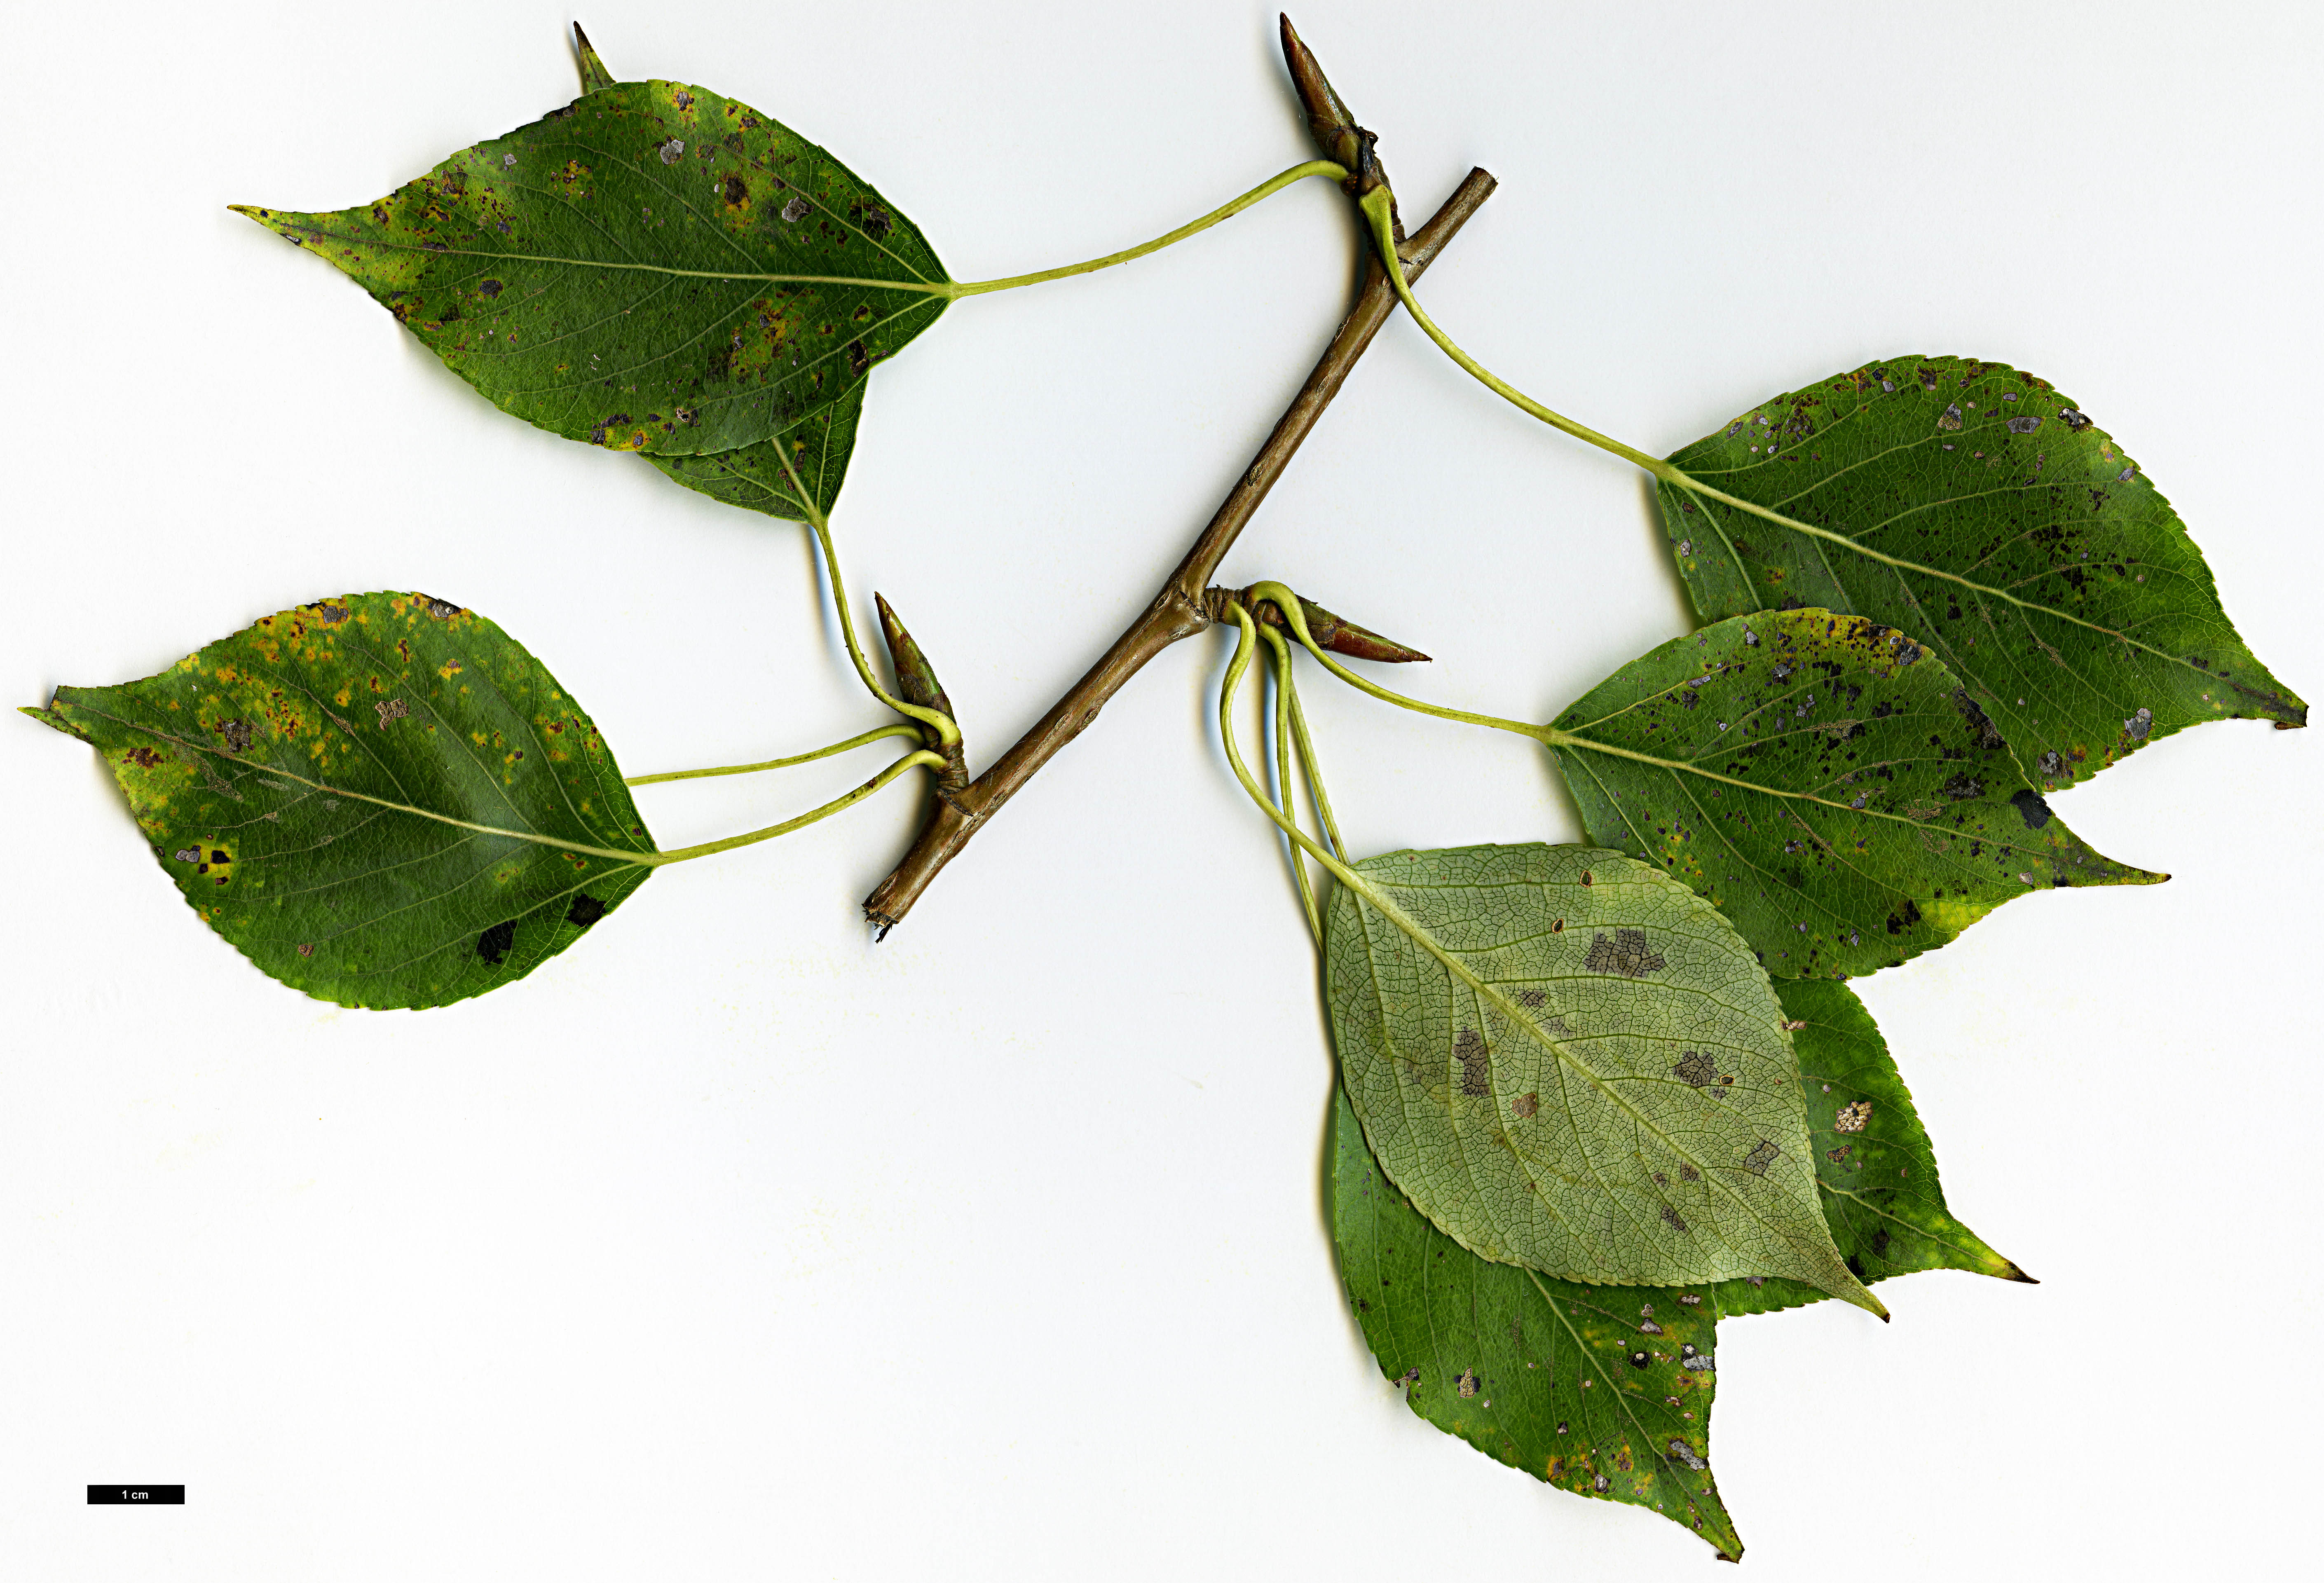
1332,977,2020,1557
235,80,948,458
1551,608,2161,979
1323,843,1867,1307
648,377,865,523
1659,355,2303,792
28,593,654,1010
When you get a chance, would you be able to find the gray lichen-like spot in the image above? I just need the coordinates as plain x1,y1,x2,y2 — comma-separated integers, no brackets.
1659,355,2305,791
234,79,949,459
1323,843,1876,1311
24,593,656,1009
1547,608,2162,977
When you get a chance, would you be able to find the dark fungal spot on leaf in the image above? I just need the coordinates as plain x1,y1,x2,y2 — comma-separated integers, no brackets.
1457,1370,1479,1398
1512,1092,1538,1119
1514,988,1548,1008
723,174,747,204
1835,1100,1873,1133
214,718,254,752
2010,789,2053,829
1678,1162,1701,1183
1455,1028,1491,1096
1585,929,1666,977
1741,1140,1779,1176
1628,1350,1651,1370
1886,898,1921,935
2006,414,2042,434
421,596,461,619
1953,689,2005,749
476,919,517,965
780,195,810,223
2124,705,2153,740
1941,772,1984,800
567,894,607,929
845,339,871,378
1659,1205,1689,1233
1671,1050,1717,1087
478,279,503,298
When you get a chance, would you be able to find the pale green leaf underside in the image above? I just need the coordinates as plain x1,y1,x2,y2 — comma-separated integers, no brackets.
1660,355,2304,792
235,80,948,458
1324,843,1871,1309
1550,608,2161,979
28,593,655,1010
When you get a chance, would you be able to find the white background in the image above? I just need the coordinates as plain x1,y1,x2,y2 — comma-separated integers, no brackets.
2,2,2316,1576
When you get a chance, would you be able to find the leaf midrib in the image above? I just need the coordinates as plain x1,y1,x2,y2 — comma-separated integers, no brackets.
1547,726,2071,864
268,219,956,297
59,700,659,869
1666,470,2220,682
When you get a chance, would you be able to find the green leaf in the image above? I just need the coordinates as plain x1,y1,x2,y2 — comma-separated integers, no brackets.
1331,1084,1742,1560
1330,978,2021,1557
647,378,864,523
1547,608,2162,978
26,593,656,1010
1323,843,1878,1313
1712,977,2029,1318
1659,355,2304,791
234,80,951,457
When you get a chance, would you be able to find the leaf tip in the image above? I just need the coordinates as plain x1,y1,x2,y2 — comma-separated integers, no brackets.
572,19,617,94
1998,1260,2040,1285
21,700,79,738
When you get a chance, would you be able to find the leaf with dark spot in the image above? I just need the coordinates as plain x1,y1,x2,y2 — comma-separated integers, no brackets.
1658,356,2304,792
24,592,655,1009
233,79,949,460
1330,1085,1742,1560
1334,978,2022,1557
1548,609,2160,978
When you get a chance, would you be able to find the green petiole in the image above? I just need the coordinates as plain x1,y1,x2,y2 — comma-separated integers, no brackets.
625,723,925,787
650,750,946,866
952,161,1348,297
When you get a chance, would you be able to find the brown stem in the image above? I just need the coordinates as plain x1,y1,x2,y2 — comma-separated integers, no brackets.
862,166,1495,933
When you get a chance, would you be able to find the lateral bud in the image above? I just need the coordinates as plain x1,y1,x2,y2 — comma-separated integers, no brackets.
1206,584,1430,664
1279,14,1401,236
875,593,970,802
